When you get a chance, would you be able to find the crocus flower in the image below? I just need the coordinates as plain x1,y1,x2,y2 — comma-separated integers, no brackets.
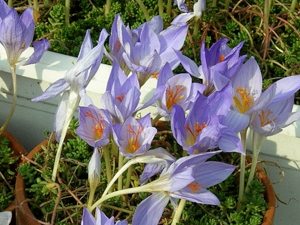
101,62,141,123
114,15,188,86
230,57,300,131
171,87,243,155
112,114,157,158
251,96,300,136
175,39,246,96
32,29,108,141
132,151,235,225
81,207,127,225
150,63,205,118
0,1,49,66
76,104,112,147
172,0,206,24
88,148,101,188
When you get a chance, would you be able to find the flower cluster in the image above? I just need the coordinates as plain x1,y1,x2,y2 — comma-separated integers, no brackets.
2,0,300,224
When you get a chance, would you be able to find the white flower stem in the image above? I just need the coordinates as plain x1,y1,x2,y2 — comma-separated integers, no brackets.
65,0,70,26
237,128,248,211
171,199,186,225
105,0,112,16
118,152,124,190
244,131,266,194
158,0,164,17
87,183,97,212
102,145,112,185
167,0,172,16
0,66,17,136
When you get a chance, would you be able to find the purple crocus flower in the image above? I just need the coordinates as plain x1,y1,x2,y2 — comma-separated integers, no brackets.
175,39,246,96
0,1,49,66
112,114,157,158
171,87,243,155
76,104,112,147
152,63,205,118
115,15,188,86
101,61,141,123
132,151,235,225
251,96,300,136
230,57,300,132
81,207,127,225
32,29,108,141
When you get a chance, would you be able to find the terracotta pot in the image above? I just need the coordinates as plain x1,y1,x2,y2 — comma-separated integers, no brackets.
15,139,48,225
1,131,26,224
16,139,276,225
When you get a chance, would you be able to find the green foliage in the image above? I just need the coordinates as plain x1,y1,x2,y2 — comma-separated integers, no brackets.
0,136,19,211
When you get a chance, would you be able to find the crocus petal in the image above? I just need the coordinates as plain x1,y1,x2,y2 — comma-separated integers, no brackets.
88,148,101,186
32,78,69,102
174,0,189,13
159,24,188,52
193,161,236,187
169,166,194,192
223,110,250,133
132,192,170,225
175,50,201,78
23,39,50,65
53,91,69,141
81,208,95,225
0,1,10,21
171,12,194,25
20,8,35,48
218,127,244,154
170,188,220,205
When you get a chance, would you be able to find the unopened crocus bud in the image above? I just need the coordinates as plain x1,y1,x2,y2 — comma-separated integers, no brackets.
88,148,101,188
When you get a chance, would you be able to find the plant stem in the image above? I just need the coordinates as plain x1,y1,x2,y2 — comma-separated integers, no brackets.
167,0,172,17
33,0,39,11
244,131,266,194
91,185,147,211
264,0,270,34
212,0,217,7
102,145,112,185
105,0,112,16
51,91,80,182
290,0,297,14
0,66,17,136
8,0,13,7
152,114,162,126
111,139,119,158
237,128,248,211
171,199,186,225
118,152,124,190
225,0,230,11
65,0,70,26
158,0,164,17
193,18,200,38
87,184,97,211
125,164,133,189
136,0,150,21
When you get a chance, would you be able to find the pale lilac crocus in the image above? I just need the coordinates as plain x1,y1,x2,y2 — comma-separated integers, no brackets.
81,207,127,225
151,63,205,118
112,114,157,158
230,57,300,131
115,15,188,86
101,61,140,123
0,0,49,66
175,39,246,96
76,104,112,147
132,151,235,225
171,88,243,155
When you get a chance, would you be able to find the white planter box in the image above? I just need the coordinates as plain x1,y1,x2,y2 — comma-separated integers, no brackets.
1,46,299,224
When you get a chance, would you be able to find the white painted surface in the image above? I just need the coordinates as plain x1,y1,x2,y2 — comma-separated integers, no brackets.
0,46,300,224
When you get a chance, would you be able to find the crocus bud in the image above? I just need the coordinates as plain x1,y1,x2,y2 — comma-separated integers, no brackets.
88,148,101,188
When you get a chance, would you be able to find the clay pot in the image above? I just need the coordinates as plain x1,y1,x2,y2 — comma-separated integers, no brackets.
15,139,276,225
1,131,26,224
15,139,48,225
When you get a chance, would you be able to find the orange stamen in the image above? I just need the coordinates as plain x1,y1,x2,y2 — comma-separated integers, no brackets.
84,111,105,140
116,94,125,102
219,54,225,62
166,85,185,110
185,122,208,146
259,110,277,127
233,86,254,114
152,72,159,79
125,124,143,153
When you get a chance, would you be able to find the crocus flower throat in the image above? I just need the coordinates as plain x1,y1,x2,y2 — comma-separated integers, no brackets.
258,110,277,127
166,84,185,110
126,124,143,153
185,121,208,146
84,110,106,140
233,85,255,114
